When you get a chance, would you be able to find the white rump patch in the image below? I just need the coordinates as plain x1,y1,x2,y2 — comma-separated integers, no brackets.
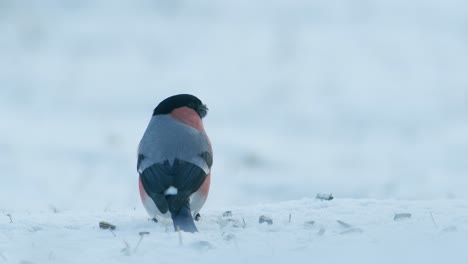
164,186,178,196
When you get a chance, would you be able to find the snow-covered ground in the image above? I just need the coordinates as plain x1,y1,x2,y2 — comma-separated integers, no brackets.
2,199,468,263
1,0,468,263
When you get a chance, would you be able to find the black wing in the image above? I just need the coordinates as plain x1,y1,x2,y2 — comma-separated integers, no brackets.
139,158,209,214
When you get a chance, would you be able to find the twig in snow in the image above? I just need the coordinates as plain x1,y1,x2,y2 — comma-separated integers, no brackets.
337,220,362,235
177,227,183,246
340,228,363,235
430,212,438,229
6,214,12,223
317,227,326,236
289,214,292,223
49,205,59,214
336,220,352,228
242,217,247,228
134,232,150,253
121,240,131,256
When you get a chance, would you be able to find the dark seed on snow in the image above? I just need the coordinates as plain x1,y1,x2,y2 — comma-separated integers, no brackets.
316,193,334,201
394,213,412,221
99,221,116,230
222,211,232,217
259,215,273,225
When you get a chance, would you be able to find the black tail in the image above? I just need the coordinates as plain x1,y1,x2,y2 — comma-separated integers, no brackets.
139,159,207,233
170,201,198,233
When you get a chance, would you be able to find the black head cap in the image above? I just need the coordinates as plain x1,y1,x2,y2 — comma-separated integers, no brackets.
153,94,208,118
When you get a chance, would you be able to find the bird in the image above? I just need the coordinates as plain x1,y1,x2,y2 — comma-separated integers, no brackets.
137,94,213,232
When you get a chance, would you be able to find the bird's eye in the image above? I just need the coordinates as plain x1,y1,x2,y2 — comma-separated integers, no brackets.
198,104,208,118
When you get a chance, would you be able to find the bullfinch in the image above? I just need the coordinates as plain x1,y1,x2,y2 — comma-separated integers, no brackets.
137,94,213,233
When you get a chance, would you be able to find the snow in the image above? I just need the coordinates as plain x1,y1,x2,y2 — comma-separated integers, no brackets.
2,199,468,263
1,0,468,263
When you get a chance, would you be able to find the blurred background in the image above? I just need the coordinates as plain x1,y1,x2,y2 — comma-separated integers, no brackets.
1,0,467,211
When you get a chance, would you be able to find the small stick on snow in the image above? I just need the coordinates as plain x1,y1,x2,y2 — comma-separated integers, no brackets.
177,227,183,246
430,212,438,229
336,220,352,228
289,214,292,223
242,218,247,228
121,240,131,256
6,214,12,223
317,227,326,236
340,228,363,235
49,205,59,214
134,232,150,253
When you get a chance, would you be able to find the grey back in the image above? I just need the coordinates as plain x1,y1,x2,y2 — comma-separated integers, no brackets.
138,115,211,175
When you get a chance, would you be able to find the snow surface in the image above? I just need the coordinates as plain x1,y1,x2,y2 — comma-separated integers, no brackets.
1,0,468,263
2,199,468,264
